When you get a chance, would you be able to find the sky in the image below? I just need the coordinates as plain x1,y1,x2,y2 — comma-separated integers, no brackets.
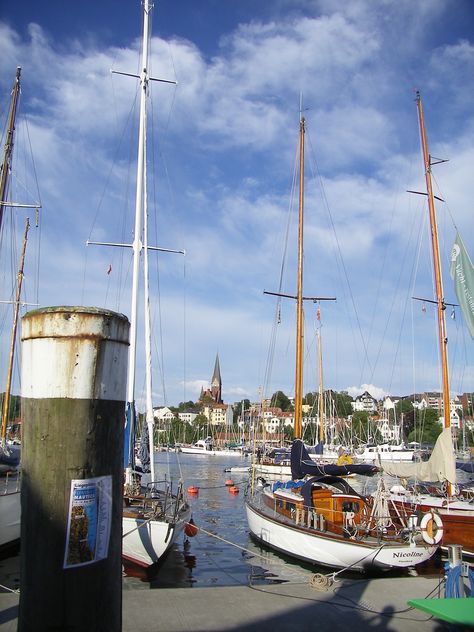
1,0,473,411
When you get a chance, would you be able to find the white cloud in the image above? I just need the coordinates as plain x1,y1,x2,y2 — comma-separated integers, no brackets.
346,384,389,400
1,0,473,408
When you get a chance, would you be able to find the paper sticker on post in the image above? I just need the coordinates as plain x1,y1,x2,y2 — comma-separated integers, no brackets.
64,476,112,568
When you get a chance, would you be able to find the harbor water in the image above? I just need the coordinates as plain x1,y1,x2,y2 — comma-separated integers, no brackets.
122,451,449,590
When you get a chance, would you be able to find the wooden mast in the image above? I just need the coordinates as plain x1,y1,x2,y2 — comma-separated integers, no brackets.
0,67,21,235
416,92,452,495
1,218,29,443
416,92,451,430
294,115,305,440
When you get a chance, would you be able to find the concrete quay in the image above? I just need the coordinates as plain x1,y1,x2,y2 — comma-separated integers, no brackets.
0,560,457,632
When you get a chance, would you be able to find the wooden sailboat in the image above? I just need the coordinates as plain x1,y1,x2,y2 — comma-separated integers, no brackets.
88,0,191,568
245,114,440,572
381,92,474,558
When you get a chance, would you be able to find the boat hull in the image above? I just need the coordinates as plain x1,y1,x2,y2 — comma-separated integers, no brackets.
122,504,191,568
0,477,21,552
389,493,474,558
245,496,436,572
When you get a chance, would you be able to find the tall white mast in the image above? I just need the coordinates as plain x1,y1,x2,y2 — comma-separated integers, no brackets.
127,0,151,419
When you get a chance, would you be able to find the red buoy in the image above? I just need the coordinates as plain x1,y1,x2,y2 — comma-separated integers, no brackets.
229,486,239,494
187,486,199,495
185,518,198,537
225,479,234,486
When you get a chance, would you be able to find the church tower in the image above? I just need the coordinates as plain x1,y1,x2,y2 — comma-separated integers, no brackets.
210,354,223,404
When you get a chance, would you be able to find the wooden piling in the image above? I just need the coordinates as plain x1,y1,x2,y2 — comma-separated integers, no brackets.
19,306,129,632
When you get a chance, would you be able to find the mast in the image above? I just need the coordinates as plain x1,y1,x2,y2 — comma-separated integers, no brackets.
416,92,453,495
1,218,29,444
294,116,305,440
124,0,152,475
415,92,451,430
0,67,21,236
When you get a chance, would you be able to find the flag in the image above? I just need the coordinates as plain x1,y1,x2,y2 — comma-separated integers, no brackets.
450,232,474,339
106,264,112,275
316,307,321,321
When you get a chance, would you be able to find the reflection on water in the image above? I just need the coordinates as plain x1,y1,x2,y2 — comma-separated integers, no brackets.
122,451,451,591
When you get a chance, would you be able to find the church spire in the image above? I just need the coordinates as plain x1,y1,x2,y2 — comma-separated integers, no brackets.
210,354,222,404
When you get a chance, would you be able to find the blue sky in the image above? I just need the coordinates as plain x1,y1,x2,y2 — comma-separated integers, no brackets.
1,0,473,410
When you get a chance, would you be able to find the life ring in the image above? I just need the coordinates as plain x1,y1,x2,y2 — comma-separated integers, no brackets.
420,511,443,545
337,455,353,466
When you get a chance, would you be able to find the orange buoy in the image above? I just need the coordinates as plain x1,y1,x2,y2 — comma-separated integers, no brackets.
229,486,239,494
187,486,199,495
225,479,234,486
185,518,198,537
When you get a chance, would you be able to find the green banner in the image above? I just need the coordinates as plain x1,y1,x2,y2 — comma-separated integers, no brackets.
450,232,474,339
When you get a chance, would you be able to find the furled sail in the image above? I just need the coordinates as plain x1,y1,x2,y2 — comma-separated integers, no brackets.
291,439,378,479
381,427,456,484
450,231,474,339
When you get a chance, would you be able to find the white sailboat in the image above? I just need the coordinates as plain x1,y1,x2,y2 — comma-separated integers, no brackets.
88,0,191,569
245,114,440,572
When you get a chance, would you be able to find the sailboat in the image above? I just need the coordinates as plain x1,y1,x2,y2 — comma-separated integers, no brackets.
0,67,27,553
380,92,474,559
88,0,191,568
245,114,440,572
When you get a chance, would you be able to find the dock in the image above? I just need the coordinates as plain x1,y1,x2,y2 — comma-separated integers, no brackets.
0,551,453,631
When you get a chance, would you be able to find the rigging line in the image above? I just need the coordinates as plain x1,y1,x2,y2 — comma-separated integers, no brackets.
148,94,167,407
373,200,422,392
367,211,416,387
305,132,372,381
82,85,140,306
23,115,42,305
409,205,428,409
86,86,140,242
182,255,187,405
262,135,299,399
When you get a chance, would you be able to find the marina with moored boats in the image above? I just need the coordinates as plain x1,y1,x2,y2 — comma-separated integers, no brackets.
1,0,474,630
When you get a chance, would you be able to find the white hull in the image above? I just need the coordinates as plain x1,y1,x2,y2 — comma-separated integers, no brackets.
254,463,291,478
180,446,244,456
122,504,191,568
0,476,21,550
246,499,436,571
356,446,415,463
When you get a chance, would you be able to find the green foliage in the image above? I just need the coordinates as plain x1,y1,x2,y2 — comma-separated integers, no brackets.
283,424,294,440
407,409,443,445
194,413,209,429
395,398,414,415
330,391,353,418
303,392,317,407
233,399,250,423
350,411,382,445
408,411,443,444
1,393,21,420
271,390,292,411
177,400,196,412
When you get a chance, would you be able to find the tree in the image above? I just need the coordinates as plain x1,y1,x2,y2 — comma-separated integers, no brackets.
350,411,382,446
233,399,250,423
177,400,196,412
0,393,21,421
408,409,442,445
272,390,292,411
330,391,353,418
303,392,317,407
